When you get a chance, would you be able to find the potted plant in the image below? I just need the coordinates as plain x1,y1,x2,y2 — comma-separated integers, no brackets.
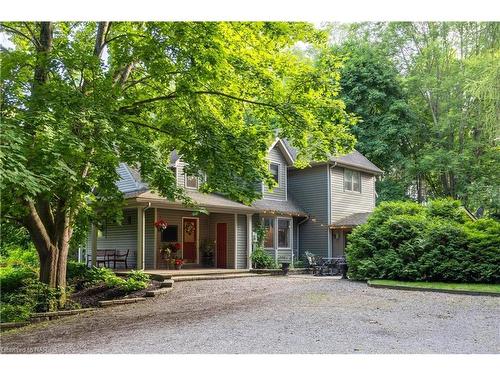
281,262,290,276
200,240,214,267
154,219,168,231
159,242,181,269
174,258,184,270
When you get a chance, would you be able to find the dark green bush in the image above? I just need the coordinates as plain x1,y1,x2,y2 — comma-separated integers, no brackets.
346,200,500,283
0,303,32,323
0,265,37,293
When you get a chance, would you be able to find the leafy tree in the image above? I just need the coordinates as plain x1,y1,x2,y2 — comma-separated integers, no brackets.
334,22,499,213
0,22,356,304
333,42,420,202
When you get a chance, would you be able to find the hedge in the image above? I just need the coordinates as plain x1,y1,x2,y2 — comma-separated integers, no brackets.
346,199,500,283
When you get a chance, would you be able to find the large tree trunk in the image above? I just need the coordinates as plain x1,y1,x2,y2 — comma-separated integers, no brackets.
24,199,72,307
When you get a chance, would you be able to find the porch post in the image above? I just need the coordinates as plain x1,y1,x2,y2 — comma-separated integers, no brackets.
136,207,144,270
91,223,98,267
153,208,158,269
246,213,253,269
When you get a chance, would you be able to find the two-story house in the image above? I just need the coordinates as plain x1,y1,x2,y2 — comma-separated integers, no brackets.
86,138,382,269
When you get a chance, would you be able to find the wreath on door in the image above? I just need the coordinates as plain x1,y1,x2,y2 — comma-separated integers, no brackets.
184,221,195,236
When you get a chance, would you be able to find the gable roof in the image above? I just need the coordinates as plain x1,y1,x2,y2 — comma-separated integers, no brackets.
282,139,383,175
269,138,294,165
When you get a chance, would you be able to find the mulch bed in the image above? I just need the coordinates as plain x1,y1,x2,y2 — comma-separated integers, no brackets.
70,280,161,308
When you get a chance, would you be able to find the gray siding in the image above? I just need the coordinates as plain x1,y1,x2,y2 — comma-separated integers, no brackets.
288,165,330,258
262,145,287,201
86,209,138,269
236,214,248,269
144,208,155,269
209,213,236,269
331,167,376,222
116,163,140,192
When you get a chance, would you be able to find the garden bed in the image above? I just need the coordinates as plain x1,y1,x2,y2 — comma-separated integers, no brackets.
70,280,161,308
368,279,500,296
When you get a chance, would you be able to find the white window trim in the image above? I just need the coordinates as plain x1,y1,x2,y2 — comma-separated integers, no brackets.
277,217,293,250
343,168,362,193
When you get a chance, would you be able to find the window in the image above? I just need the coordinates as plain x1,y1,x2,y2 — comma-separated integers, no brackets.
161,225,178,242
262,217,274,248
344,169,361,192
185,175,198,189
277,219,291,248
270,163,279,186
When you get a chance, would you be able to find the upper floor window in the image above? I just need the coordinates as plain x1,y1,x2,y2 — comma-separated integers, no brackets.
270,163,280,186
185,175,199,189
344,169,361,192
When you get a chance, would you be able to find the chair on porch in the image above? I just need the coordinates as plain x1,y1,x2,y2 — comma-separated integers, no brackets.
87,249,116,268
111,249,130,269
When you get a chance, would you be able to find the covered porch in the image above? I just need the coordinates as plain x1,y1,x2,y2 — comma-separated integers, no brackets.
88,190,256,271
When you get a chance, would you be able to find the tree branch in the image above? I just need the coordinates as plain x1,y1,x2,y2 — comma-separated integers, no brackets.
119,90,278,113
0,23,38,47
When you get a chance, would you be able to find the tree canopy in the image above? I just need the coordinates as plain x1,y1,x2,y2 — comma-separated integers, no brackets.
332,22,500,214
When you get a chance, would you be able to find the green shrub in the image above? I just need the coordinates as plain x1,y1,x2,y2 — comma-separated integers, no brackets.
0,265,37,293
128,270,150,283
251,247,275,269
426,198,468,223
121,278,148,292
346,199,499,283
0,303,32,323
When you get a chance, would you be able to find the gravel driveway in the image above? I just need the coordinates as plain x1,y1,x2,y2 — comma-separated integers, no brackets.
1,276,499,354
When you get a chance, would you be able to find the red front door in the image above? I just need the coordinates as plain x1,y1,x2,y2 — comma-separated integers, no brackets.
183,218,197,263
216,223,227,268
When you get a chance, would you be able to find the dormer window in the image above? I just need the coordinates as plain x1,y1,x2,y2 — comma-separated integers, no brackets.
270,163,280,186
344,169,361,193
185,175,198,189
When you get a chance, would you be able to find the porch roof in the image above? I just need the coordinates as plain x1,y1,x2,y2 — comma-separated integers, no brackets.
329,212,372,229
125,189,257,213
251,196,307,217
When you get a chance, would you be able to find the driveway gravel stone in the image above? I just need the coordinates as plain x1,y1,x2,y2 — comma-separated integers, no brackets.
1,276,498,354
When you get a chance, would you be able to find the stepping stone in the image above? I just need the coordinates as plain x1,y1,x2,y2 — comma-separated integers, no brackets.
145,288,172,297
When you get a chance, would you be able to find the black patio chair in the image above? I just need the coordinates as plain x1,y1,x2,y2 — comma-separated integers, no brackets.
304,251,323,275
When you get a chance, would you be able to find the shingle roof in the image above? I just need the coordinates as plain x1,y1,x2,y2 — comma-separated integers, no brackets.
282,139,383,175
330,212,372,228
251,194,307,216
130,189,257,212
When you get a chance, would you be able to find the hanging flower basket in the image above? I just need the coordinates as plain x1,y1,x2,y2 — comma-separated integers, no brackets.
154,219,168,231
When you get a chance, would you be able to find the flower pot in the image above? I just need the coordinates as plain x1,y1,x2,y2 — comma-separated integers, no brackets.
175,264,182,270
281,262,290,276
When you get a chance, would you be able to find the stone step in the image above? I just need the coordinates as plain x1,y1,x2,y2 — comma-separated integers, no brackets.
98,297,146,307
172,273,272,282
145,288,172,297
160,279,174,288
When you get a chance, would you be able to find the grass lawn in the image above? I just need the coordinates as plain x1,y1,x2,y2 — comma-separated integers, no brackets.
368,279,500,294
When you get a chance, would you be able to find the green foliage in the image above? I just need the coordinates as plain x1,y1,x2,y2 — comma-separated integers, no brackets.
0,303,32,323
251,247,276,269
346,200,499,283
0,265,37,293
335,22,499,215
128,270,150,283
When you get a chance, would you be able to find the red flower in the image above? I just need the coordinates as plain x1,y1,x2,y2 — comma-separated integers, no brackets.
174,242,181,250
154,219,168,231
175,259,184,265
